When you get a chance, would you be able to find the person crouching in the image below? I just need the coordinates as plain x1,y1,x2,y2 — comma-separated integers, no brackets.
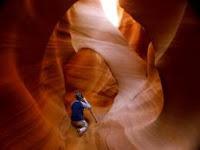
71,91,91,135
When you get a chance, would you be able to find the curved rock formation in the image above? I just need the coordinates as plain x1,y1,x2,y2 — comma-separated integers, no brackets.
67,1,163,149
0,0,200,149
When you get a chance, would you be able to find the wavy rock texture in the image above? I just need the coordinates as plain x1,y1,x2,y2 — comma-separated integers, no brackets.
0,0,77,149
0,0,200,149
119,0,188,63
67,0,163,149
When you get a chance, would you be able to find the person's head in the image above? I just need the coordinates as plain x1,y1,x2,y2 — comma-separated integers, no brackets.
75,90,83,101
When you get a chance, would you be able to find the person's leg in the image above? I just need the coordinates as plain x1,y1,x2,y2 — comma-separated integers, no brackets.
71,120,88,135
77,120,88,134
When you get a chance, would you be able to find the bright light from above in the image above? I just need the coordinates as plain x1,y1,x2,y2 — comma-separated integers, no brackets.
100,0,122,27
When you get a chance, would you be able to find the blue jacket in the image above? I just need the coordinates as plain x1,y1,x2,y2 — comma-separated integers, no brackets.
71,99,91,121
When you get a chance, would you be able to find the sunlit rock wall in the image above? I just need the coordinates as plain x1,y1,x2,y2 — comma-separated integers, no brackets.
0,0,200,149
66,0,163,149
63,48,118,109
120,0,200,149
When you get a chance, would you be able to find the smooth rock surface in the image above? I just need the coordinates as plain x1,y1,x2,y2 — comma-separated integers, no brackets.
0,0,200,149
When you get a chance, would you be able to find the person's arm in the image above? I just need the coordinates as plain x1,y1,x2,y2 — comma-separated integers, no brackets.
80,98,91,109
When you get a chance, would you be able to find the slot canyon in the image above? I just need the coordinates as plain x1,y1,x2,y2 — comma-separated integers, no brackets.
0,0,200,149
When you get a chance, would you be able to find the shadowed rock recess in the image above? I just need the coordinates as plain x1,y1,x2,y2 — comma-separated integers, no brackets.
0,0,200,149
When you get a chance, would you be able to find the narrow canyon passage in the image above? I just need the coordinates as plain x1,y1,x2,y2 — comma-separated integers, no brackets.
0,0,200,149
39,0,163,149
